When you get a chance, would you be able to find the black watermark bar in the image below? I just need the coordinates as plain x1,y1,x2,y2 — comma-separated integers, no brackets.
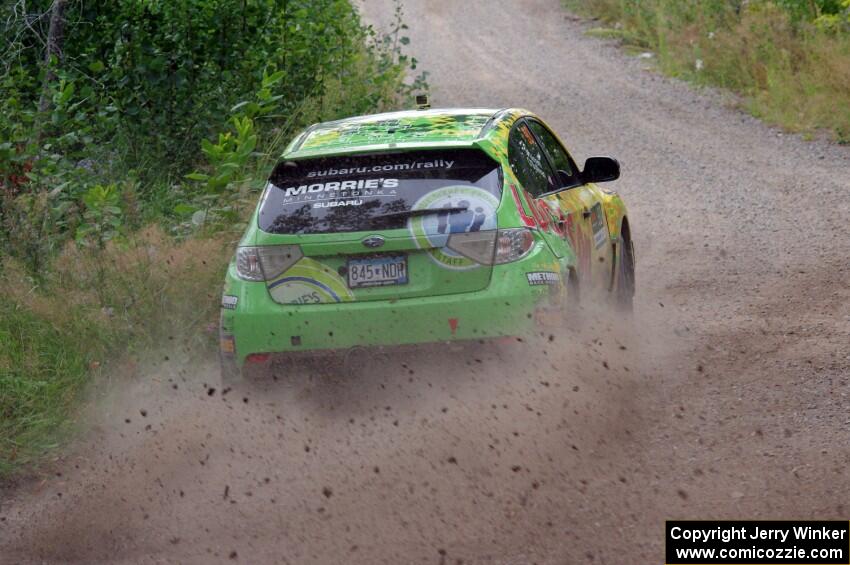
666,521,850,564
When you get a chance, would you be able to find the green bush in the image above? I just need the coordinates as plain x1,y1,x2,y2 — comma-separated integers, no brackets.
1,0,406,176
0,0,424,478
0,0,422,266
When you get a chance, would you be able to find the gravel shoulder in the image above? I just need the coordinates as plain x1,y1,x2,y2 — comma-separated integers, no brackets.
1,1,848,563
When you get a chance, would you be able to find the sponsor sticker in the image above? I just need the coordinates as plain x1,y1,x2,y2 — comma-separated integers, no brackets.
408,185,499,271
221,295,238,310
312,199,363,209
590,202,608,249
272,178,400,207
526,271,560,286
266,258,355,304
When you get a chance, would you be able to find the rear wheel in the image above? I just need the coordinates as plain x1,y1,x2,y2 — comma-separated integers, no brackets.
615,230,635,311
564,268,583,327
220,355,272,391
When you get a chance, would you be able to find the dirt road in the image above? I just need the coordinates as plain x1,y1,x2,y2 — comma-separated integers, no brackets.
2,0,849,563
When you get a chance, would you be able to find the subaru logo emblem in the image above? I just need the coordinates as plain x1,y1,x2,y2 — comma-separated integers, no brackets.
362,235,385,248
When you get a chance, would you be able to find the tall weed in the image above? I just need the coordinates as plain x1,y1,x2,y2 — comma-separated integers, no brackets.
0,227,227,475
565,0,850,142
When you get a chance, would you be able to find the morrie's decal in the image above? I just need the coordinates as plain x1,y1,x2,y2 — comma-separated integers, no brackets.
526,271,560,286
590,202,608,249
408,185,499,270
221,295,239,310
306,160,454,178
278,178,399,197
266,258,355,304
271,177,400,207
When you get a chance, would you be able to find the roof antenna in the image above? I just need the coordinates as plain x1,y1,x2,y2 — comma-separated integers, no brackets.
415,94,430,110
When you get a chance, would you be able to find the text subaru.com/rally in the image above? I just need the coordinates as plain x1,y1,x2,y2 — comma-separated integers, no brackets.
219,108,634,383
305,158,455,178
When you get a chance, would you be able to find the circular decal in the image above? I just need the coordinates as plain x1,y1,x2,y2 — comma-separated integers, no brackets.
408,185,499,270
267,258,354,304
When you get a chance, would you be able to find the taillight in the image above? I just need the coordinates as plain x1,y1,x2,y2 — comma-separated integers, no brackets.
446,228,536,265
236,247,263,281
446,230,497,264
235,245,303,281
494,228,535,264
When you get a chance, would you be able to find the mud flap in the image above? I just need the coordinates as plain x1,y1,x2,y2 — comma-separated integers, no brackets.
219,327,242,386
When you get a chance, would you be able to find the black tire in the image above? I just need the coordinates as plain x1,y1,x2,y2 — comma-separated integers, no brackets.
616,235,635,311
269,354,297,383
564,268,583,327
222,359,273,396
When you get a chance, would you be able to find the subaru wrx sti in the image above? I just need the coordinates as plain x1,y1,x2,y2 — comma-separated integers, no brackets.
219,108,634,382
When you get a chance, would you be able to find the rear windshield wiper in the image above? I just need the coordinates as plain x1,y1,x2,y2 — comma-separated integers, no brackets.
368,206,469,223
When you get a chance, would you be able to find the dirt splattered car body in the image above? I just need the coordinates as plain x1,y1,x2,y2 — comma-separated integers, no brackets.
219,108,632,380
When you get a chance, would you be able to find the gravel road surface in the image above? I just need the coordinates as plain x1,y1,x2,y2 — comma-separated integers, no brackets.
2,0,849,563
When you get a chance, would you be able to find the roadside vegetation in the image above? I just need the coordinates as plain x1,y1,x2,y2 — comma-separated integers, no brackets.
0,0,425,478
564,0,850,142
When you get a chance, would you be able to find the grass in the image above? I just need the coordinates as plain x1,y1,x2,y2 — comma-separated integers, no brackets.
0,304,89,476
0,228,229,479
563,0,850,143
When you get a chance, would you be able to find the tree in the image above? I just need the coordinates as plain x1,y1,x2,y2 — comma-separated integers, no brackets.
38,0,67,113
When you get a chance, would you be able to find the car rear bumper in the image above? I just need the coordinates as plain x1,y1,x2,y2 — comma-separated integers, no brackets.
220,251,567,366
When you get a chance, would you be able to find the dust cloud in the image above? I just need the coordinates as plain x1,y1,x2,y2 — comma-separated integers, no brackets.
1,300,662,564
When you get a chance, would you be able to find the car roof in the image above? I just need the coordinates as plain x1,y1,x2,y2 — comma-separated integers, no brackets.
284,108,515,159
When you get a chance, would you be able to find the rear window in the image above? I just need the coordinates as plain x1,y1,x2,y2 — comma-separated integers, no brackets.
259,149,502,235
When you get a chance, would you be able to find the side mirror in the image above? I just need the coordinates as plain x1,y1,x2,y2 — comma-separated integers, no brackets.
580,157,620,184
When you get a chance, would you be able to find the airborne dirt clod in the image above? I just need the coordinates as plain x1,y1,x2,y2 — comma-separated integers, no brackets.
2,0,850,563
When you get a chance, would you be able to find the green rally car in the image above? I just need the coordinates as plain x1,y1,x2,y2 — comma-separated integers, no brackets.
219,107,634,382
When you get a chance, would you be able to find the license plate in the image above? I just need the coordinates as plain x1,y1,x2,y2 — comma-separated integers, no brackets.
347,255,408,288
